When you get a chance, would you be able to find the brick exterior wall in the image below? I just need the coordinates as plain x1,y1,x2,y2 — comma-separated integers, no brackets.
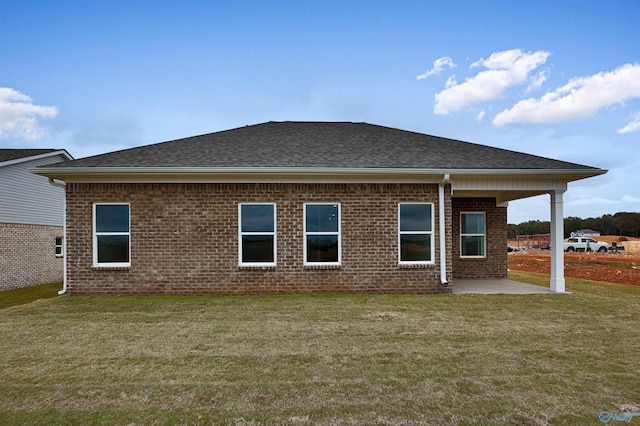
0,222,64,291
451,197,508,280
65,182,455,295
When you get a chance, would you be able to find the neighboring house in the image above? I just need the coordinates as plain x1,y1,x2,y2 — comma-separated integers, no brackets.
570,229,600,237
33,122,605,295
1,149,73,291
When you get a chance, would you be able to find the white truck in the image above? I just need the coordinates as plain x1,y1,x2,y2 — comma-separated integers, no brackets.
563,237,608,252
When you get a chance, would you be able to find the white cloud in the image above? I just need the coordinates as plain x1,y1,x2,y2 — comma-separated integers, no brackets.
566,193,640,207
476,110,486,122
617,111,640,134
433,49,550,114
0,87,58,141
567,196,620,206
526,71,548,92
494,63,640,126
416,56,456,80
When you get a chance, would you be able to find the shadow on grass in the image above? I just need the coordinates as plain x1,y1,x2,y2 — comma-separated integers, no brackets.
0,282,62,310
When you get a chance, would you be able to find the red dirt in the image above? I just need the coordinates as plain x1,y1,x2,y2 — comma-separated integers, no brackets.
508,252,640,286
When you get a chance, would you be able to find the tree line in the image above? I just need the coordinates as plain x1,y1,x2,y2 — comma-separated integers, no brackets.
507,212,640,239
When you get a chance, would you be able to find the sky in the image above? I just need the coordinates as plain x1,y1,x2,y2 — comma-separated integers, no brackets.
1,0,639,224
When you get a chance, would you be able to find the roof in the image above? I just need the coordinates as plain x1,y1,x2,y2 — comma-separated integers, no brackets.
39,121,600,171
0,149,72,167
33,122,606,193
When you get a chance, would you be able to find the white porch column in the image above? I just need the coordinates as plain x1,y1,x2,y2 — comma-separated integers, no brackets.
550,190,566,292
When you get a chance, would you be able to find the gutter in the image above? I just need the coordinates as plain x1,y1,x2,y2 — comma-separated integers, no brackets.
32,165,608,178
439,174,450,287
48,178,67,295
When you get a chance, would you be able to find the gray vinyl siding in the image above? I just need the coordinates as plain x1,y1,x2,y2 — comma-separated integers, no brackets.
0,155,67,226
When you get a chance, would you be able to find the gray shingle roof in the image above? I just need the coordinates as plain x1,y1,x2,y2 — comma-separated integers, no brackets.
0,149,60,164
42,121,600,171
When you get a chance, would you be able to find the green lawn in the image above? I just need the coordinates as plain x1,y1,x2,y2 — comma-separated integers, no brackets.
1,275,638,425
0,282,61,310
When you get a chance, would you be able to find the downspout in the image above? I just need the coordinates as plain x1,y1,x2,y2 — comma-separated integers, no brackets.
48,178,67,295
439,174,450,286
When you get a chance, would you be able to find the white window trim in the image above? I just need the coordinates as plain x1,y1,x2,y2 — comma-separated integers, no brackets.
55,236,63,257
398,202,435,265
238,203,277,267
303,203,341,266
93,202,131,267
460,211,486,259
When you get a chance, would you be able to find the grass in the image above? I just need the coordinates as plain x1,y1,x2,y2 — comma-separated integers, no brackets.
0,282,62,310
1,276,638,425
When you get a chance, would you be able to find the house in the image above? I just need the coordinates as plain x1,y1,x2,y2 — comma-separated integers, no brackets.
570,229,601,237
33,122,605,295
1,149,73,291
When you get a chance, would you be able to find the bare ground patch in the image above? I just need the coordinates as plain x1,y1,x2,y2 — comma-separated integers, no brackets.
509,252,640,286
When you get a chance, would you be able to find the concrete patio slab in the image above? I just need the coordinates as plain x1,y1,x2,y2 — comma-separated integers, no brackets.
452,279,560,294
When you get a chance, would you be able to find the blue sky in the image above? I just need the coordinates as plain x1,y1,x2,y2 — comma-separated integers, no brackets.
1,0,639,224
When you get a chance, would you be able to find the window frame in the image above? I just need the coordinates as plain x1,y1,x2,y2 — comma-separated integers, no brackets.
238,203,277,267
303,203,341,266
398,202,435,265
93,202,131,267
460,211,486,258
55,236,63,257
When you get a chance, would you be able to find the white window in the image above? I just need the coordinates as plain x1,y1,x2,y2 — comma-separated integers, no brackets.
93,203,130,267
304,203,341,265
398,203,434,264
239,203,276,266
461,212,486,258
55,236,63,257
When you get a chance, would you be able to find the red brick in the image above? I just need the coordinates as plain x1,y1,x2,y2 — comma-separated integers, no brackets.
62,183,503,295
451,198,507,280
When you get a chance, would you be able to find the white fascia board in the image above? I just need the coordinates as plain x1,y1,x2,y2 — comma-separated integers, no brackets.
31,166,607,183
32,167,444,183
3,150,74,169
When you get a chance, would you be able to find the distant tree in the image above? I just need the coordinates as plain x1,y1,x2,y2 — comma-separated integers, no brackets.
600,214,617,235
614,212,640,237
509,212,640,238
507,224,519,239
583,217,603,233
564,216,583,237
510,220,549,237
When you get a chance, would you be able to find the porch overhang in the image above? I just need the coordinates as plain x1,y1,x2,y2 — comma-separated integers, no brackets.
450,170,606,204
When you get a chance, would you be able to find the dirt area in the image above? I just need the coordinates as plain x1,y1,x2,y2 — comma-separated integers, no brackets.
508,251,640,286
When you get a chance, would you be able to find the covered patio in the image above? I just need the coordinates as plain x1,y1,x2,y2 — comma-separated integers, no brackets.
453,168,604,293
